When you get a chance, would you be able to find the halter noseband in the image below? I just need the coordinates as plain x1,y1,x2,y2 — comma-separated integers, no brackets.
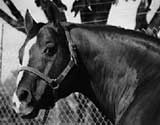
19,56,76,90
18,22,77,90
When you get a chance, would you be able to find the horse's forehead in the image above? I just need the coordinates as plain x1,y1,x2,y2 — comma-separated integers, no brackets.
16,37,37,86
39,24,57,36
37,25,58,43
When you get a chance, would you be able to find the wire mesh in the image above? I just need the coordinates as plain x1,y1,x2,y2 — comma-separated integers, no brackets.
0,80,111,125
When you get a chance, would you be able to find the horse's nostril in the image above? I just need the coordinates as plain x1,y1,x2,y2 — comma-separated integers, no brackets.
13,102,16,107
18,89,31,102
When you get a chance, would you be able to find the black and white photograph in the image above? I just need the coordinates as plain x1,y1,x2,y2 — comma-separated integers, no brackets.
0,0,160,124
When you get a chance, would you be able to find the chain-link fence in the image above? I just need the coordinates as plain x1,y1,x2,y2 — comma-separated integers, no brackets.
0,71,110,125
0,23,109,124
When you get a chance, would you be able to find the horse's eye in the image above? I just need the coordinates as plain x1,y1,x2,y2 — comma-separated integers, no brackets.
44,44,57,57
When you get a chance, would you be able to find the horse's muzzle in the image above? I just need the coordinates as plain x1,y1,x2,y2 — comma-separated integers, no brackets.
12,91,34,116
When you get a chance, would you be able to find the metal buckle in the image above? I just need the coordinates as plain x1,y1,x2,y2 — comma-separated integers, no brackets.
49,80,60,90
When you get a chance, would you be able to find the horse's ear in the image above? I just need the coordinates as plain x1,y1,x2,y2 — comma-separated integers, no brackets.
47,2,61,26
24,9,37,34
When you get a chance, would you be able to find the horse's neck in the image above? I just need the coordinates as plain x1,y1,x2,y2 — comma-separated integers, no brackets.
69,26,160,123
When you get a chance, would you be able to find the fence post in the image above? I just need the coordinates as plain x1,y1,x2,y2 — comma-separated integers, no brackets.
0,24,4,82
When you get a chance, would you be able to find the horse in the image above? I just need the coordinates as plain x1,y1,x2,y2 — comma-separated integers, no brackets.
12,9,160,125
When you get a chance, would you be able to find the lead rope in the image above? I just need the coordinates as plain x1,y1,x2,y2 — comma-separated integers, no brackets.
42,109,50,125
107,119,114,125
41,87,59,125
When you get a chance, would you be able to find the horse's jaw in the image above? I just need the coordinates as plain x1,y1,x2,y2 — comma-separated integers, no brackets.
20,108,40,119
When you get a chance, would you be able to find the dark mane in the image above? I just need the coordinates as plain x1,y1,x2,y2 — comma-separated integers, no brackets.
64,22,160,55
67,23,160,44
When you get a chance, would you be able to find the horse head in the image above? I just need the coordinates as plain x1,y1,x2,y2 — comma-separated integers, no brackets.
11,6,160,124
11,9,89,118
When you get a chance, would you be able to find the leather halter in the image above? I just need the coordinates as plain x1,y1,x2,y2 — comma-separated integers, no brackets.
18,22,77,90
18,23,77,124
